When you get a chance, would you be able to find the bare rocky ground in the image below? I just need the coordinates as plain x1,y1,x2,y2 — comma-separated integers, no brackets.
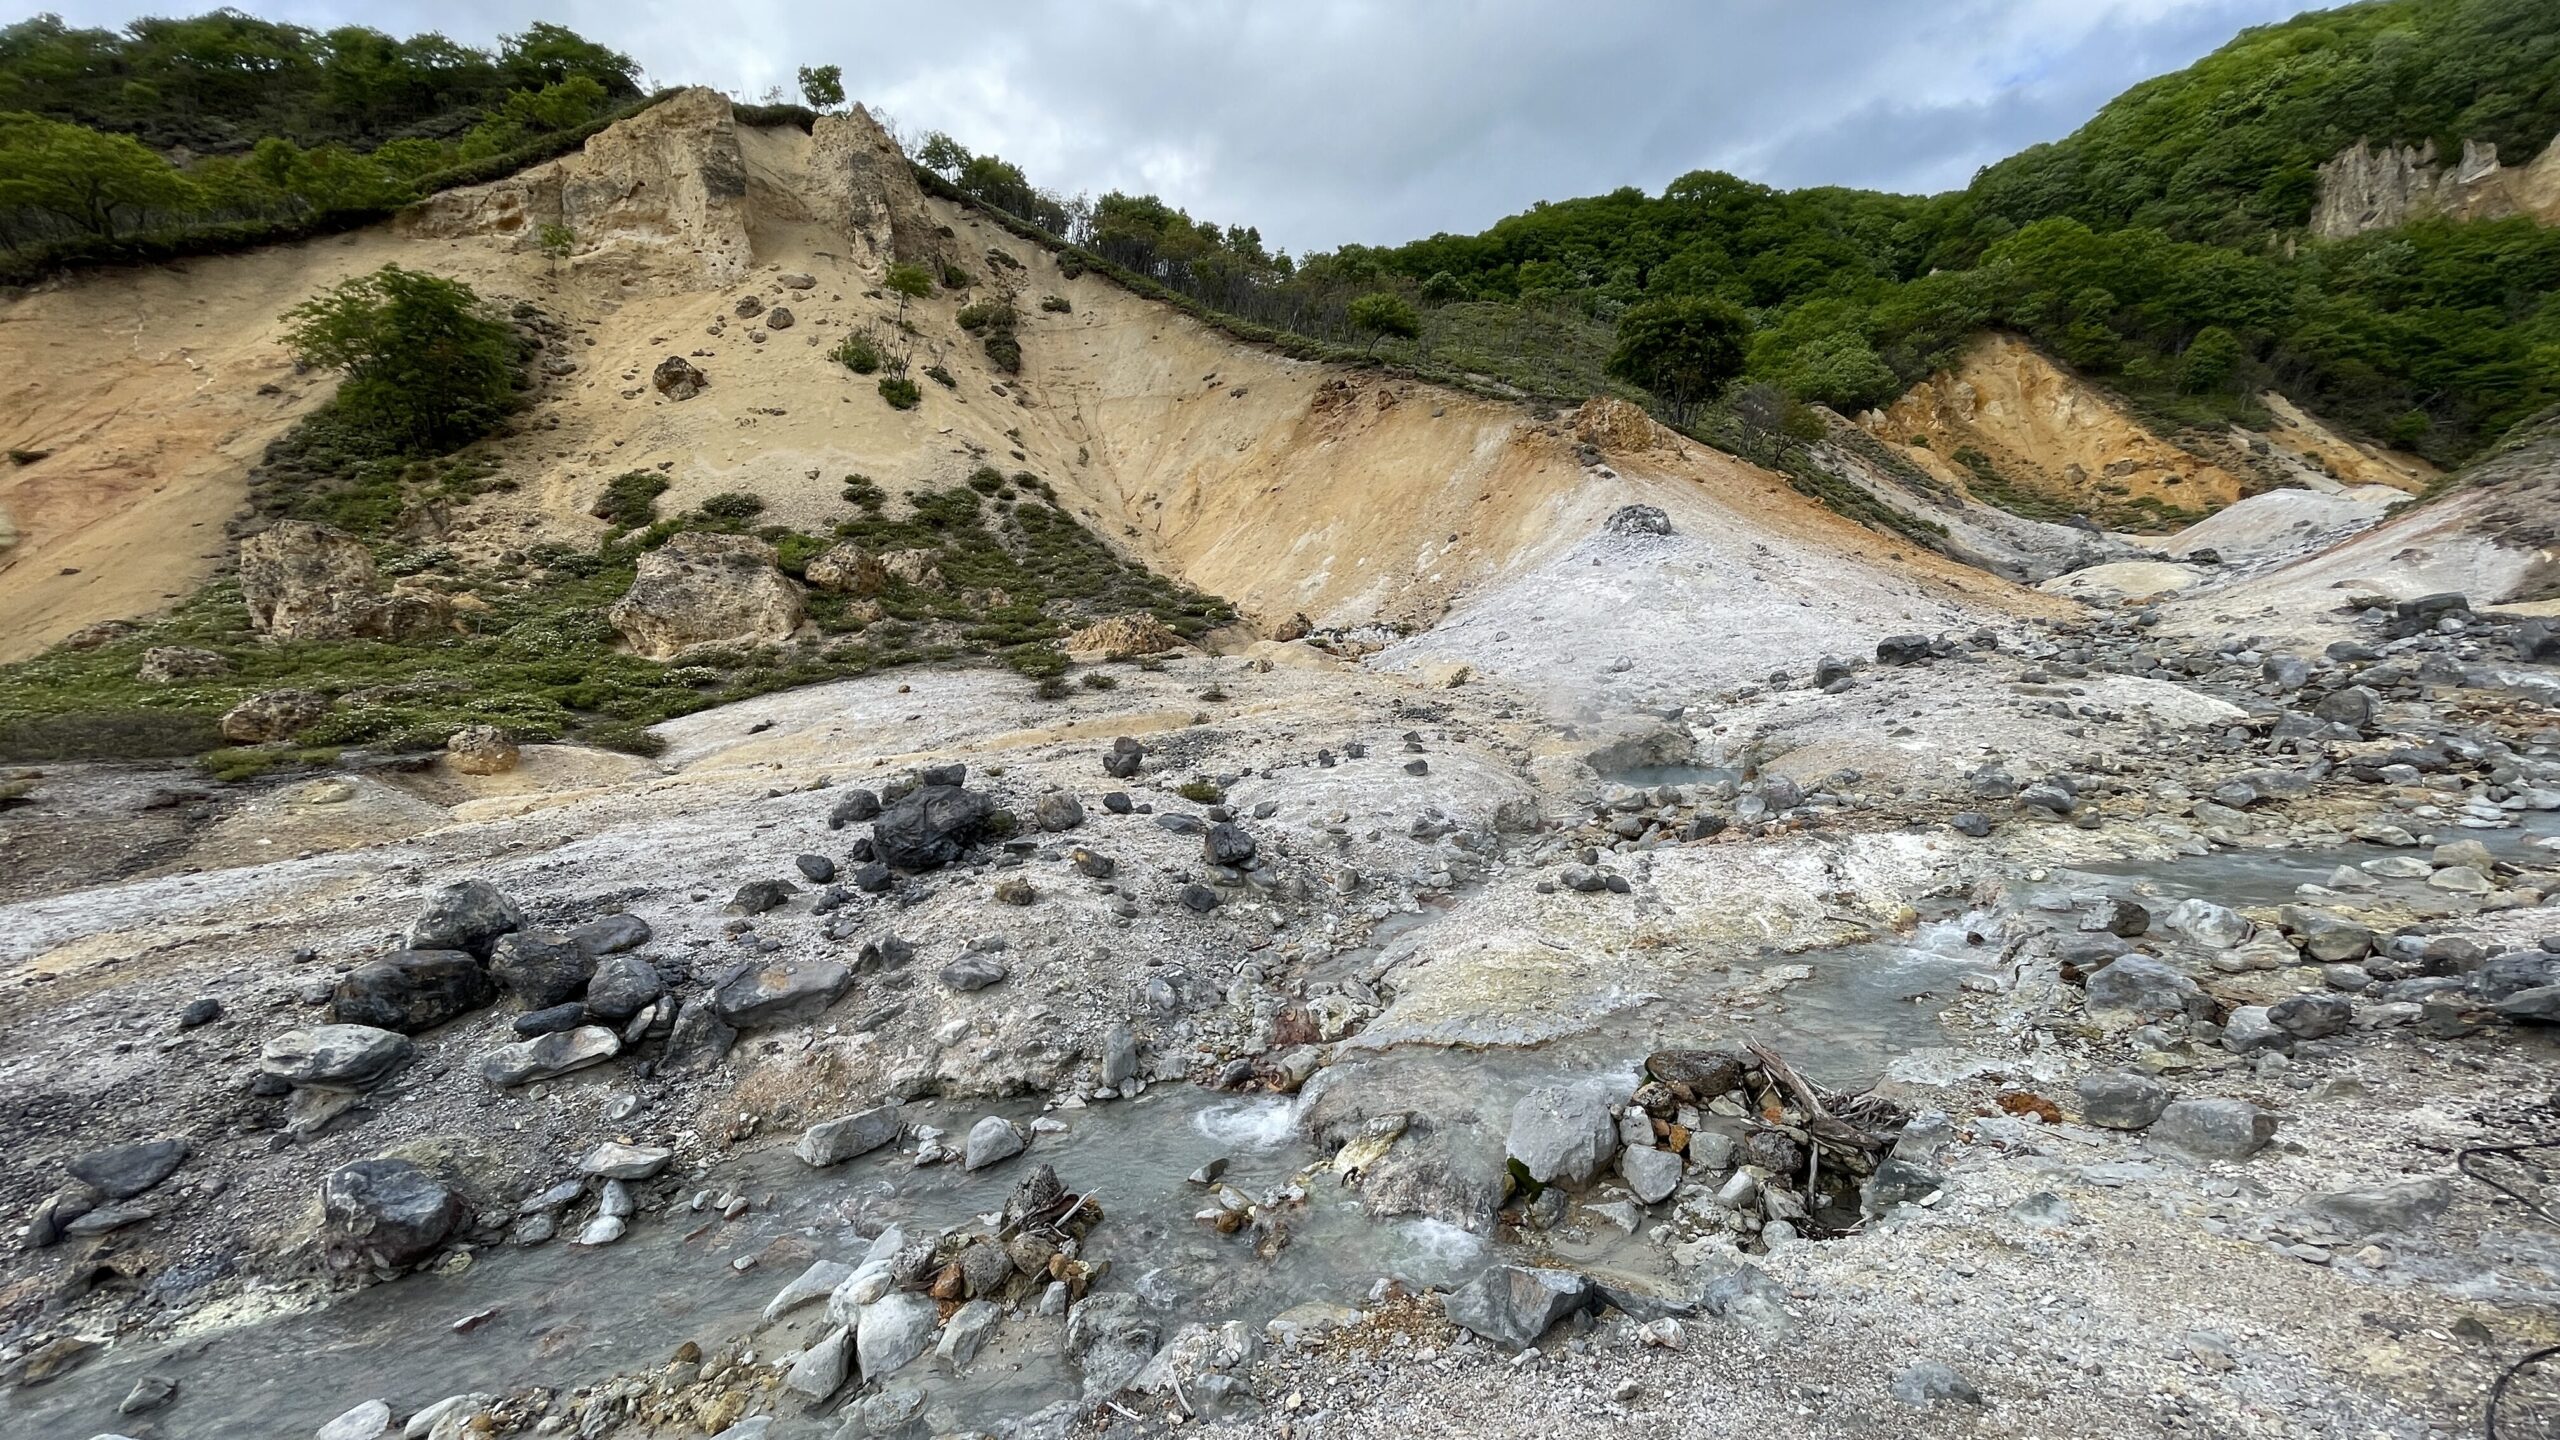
0,580,2556,1440
6,88,2560,1440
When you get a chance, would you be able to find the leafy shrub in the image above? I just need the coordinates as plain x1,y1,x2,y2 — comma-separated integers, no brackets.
1040,294,1071,313
1079,671,1118,691
940,263,974,289
592,470,669,530
1034,676,1070,700
982,333,1022,373
841,475,886,509
1003,644,1068,679
925,364,957,387
281,264,519,452
879,375,922,409
1176,779,1225,804
967,466,1008,494
956,299,1017,334
832,331,883,374
699,491,766,521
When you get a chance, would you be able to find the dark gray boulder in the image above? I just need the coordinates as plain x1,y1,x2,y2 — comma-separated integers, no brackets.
489,929,593,1010
405,880,524,958
68,1139,190,1200
321,1158,461,1272
712,958,851,1027
582,955,663,1022
331,950,495,1034
568,913,652,957
1443,1265,1592,1348
260,1024,412,1090
872,784,995,870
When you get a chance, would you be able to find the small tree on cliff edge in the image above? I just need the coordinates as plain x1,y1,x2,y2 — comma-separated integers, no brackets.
282,265,517,453
797,64,845,111
1348,292,1421,357
1606,296,1749,426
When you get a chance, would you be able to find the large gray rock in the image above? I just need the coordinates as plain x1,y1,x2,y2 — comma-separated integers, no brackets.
2474,951,2560,1002
2280,906,2374,962
260,1024,413,1090
798,1103,905,1166
478,1026,620,1087
1443,1265,1593,1348
406,880,525,959
657,996,738,1076
1099,1024,1139,1088
488,928,593,1009
330,950,495,1034
712,958,852,1027
1618,1145,1683,1204
569,913,653,957
2151,1099,2277,1160
783,1325,852,1400
2074,1071,2169,1130
763,1259,854,1321
857,1291,942,1379
582,955,662,1022
68,1139,190,1200
2083,954,2204,1018
2165,898,2252,949
580,1142,671,1180
939,954,1009,992
2306,1179,2454,1235
1507,1083,1619,1185
871,784,996,870
2268,992,2353,1040
938,1298,1004,1367
1063,1291,1161,1398
321,1158,461,1272
963,1116,1026,1171
608,531,802,660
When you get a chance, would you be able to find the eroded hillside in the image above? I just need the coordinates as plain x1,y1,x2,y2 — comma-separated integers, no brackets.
0,89,2042,702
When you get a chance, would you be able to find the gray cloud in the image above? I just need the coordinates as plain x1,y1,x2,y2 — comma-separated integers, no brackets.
47,0,2311,252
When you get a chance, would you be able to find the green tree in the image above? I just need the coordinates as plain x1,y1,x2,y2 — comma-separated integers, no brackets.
2179,325,2244,394
1419,270,1466,304
916,130,970,178
0,112,197,237
1606,296,1750,423
884,260,932,324
797,64,844,111
1347,291,1421,355
281,265,517,452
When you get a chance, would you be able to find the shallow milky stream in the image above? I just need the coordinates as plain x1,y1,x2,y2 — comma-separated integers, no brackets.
10,814,2552,1437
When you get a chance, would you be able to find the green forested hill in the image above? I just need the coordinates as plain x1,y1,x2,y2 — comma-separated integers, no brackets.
921,0,2560,468
0,13,646,280
0,11,640,152
1959,0,2560,248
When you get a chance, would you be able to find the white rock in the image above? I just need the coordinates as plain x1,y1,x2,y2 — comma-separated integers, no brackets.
317,1400,394,1440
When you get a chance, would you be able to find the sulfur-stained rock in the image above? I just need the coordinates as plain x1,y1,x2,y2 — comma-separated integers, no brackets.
608,532,804,659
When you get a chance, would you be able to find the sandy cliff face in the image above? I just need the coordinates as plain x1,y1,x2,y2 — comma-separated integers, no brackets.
0,90,2053,682
1863,334,2252,518
2312,133,2560,239
1858,334,2431,537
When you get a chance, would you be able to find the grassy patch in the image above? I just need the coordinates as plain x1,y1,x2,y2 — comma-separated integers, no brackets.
0,464,1234,769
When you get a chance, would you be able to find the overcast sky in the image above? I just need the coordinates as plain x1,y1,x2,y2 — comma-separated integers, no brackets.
44,0,2319,253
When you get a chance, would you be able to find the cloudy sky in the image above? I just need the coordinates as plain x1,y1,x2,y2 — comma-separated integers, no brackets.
50,0,2318,253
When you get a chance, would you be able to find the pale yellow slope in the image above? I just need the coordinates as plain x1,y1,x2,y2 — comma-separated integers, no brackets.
1,89,2052,672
